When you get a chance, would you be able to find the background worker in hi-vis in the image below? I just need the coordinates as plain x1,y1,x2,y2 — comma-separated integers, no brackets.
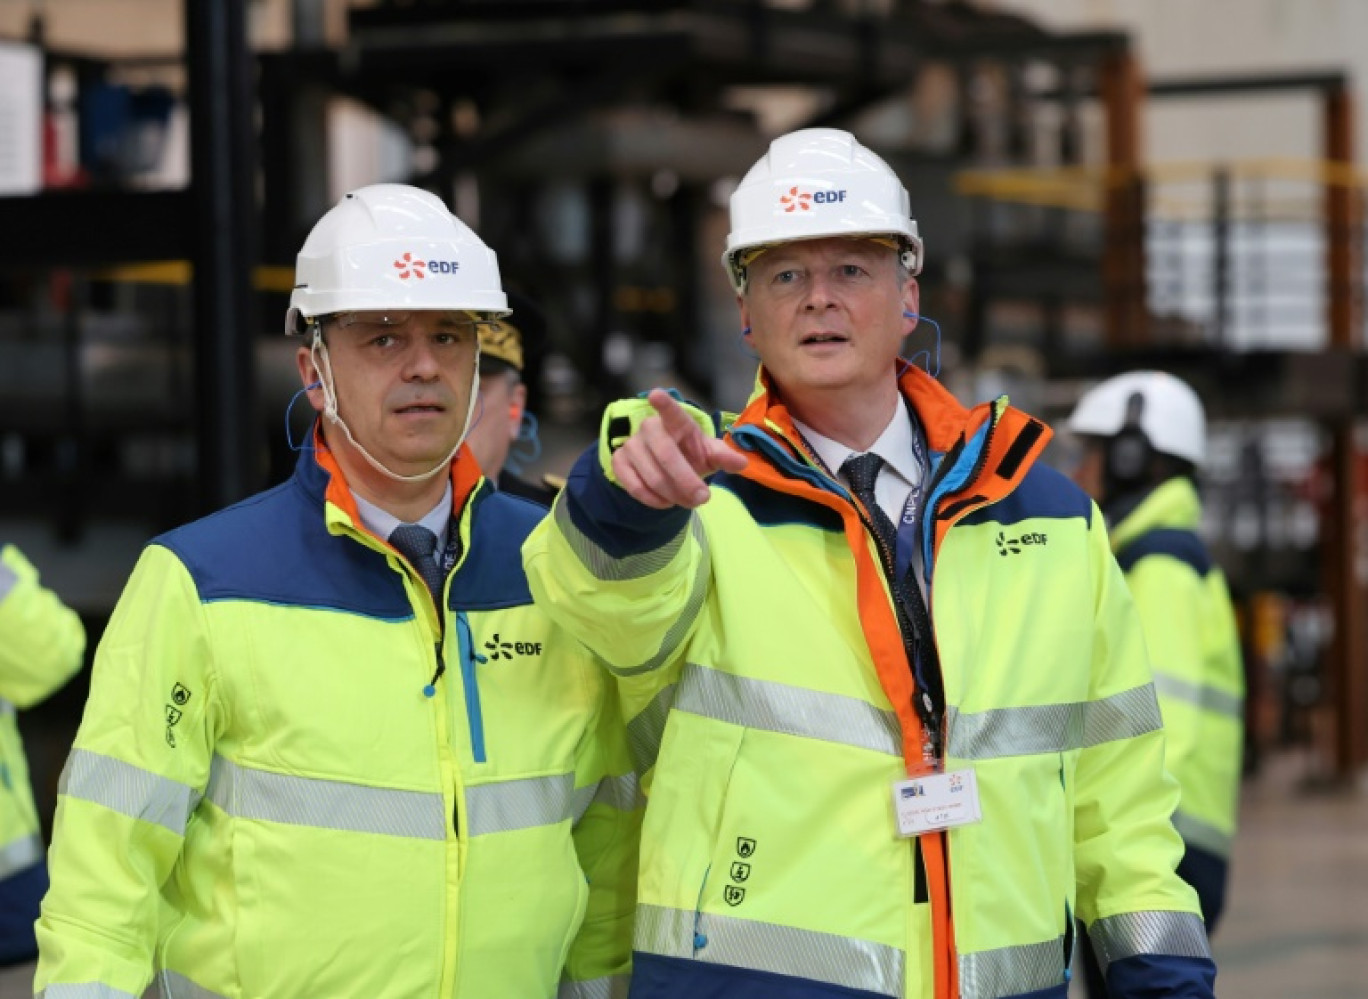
0,545,84,967
523,128,1217,999
1067,371,1245,997
465,289,561,507
35,184,638,999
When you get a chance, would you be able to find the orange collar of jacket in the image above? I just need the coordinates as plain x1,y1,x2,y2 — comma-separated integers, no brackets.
309,422,483,546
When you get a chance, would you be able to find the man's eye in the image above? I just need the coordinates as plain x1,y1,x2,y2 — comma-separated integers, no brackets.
774,270,799,284
371,334,395,347
840,264,865,277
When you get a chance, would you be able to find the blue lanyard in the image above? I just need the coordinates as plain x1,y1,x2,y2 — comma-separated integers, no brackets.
892,423,930,586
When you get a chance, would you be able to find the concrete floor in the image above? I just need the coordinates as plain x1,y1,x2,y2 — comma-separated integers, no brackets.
4,749,1365,998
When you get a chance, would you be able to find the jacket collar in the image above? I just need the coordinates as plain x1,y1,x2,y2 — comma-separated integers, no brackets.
1110,476,1202,553
730,362,1051,536
293,421,484,544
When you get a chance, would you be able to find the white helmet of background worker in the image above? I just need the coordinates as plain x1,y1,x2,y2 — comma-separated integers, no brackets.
286,183,510,482
722,127,924,293
1067,370,1207,467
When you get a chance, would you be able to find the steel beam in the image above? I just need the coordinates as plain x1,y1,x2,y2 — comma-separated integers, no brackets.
186,0,259,513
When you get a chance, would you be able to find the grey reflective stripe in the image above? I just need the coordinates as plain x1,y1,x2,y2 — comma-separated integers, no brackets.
0,559,16,600
0,698,13,718
603,519,712,678
206,755,446,840
676,663,902,757
557,975,630,999
36,986,137,999
158,970,229,999
466,773,575,836
0,831,42,879
959,937,1064,999
1088,910,1211,973
59,749,196,835
1173,810,1234,859
571,772,643,825
947,684,1162,760
626,683,676,775
1154,672,1244,720
636,903,903,997
555,495,689,583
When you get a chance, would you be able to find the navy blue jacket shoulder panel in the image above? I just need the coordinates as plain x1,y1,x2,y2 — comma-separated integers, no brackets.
958,463,1093,530
156,460,412,619
1115,527,1212,577
712,472,844,534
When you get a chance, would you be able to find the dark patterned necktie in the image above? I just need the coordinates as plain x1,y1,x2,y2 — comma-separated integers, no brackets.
389,523,445,601
841,453,898,555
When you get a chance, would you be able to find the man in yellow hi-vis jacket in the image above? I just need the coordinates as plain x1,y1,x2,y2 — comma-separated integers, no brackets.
0,545,84,966
1068,371,1244,996
523,129,1215,999
36,185,638,999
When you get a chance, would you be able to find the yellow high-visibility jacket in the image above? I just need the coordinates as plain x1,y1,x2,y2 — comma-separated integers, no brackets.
524,366,1215,999
1110,477,1244,925
36,442,639,999
0,544,85,963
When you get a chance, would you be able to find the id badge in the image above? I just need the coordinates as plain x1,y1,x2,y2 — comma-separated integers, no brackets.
891,768,983,837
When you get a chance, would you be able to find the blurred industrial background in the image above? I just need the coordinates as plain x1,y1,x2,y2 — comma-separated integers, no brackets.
1,0,1366,994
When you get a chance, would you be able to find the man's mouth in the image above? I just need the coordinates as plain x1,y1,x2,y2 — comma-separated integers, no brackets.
395,402,446,414
801,333,849,344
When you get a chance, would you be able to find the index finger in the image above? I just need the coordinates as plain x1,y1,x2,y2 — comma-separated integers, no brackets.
647,389,705,444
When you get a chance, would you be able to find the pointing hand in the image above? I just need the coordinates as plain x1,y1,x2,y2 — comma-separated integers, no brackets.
611,389,748,509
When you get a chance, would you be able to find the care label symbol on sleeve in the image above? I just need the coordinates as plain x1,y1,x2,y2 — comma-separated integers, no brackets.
723,885,746,906
165,705,183,726
736,837,756,858
730,862,751,883
172,683,192,706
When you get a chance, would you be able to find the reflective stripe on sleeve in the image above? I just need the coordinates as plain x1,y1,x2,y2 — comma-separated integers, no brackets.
675,663,902,758
554,496,689,583
58,749,196,835
635,903,903,998
556,505,710,678
958,937,1065,999
557,975,630,999
466,773,576,837
626,683,677,776
1173,810,1234,859
1154,672,1244,720
36,986,138,999
0,831,43,879
571,772,643,825
206,756,446,840
946,683,1163,760
158,970,230,999
0,559,17,600
1088,910,1211,973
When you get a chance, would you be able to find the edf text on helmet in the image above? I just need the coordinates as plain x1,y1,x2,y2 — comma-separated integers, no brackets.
814,190,847,203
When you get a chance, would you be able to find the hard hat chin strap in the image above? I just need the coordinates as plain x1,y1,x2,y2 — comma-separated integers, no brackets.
308,329,480,485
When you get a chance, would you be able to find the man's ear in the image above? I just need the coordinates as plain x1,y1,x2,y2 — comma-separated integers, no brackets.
294,346,325,412
901,279,921,337
508,382,528,439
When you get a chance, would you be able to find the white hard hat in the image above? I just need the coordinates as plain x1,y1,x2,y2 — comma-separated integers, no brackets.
286,183,509,335
1067,371,1207,466
721,128,924,293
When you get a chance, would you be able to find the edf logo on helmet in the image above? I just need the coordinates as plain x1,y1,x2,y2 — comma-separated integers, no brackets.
779,186,848,212
393,251,461,280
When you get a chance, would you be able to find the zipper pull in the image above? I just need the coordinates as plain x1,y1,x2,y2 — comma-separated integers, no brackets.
424,642,445,698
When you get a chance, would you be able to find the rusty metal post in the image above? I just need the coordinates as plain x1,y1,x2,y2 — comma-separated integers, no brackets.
1321,81,1367,779
1099,48,1146,348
